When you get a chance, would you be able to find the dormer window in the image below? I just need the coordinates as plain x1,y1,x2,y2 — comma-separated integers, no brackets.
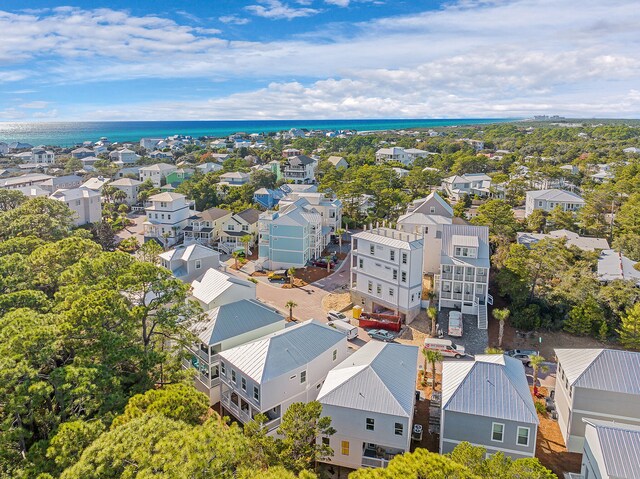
454,246,477,258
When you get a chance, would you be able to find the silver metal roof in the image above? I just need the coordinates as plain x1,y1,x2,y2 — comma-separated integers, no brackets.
353,228,423,250
192,299,284,346
585,419,640,479
317,342,418,418
555,349,640,394
442,355,538,424
189,268,254,305
219,319,346,383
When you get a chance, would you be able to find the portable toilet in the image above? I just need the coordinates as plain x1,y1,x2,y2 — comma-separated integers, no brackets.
352,305,362,319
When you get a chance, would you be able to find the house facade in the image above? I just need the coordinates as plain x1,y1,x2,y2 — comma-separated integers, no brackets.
139,163,178,187
580,419,640,479
554,349,640,453
183,207,232,246
258,199,324,270
317,342,419,470
278,191,342,237
158,244,220,283
437,224,491,328
525,189,585,217
219,208,260,251
219,171,250,187
0,173,53,190
218,320,348,433
442,173,492,201
375,147,409,166
190,268,256,311
110,148,140,164
350,227,423,323
186,298,286,404
50,187,102,226
143,192,194,246
109,178,143,206
281,155,316,184
440,355,539,460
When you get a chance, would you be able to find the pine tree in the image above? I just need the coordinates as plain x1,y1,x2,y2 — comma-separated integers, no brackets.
618,303,640,349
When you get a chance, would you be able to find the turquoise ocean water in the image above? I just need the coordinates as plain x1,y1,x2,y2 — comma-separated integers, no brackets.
0,119,513,147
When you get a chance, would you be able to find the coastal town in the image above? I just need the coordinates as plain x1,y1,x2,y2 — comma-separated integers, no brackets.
2,120,640,478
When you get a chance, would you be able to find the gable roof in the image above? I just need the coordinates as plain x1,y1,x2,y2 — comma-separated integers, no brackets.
235,208,261,224
110,178,143,187
326,156,347,166
584,419,640,479
219,319,345,383
442,355,538,424
190,268,255,305
140,163,176,172
352,227,423,250
285,155,315,166
555,349,640,394
318,342,418,417
197,207,232,222
159,244,219,263
526,189,585,203
597,249,640,285
149,192,186,202
192,299,283,346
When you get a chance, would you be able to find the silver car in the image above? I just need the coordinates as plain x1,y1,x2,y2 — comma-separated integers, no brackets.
505,349,538,367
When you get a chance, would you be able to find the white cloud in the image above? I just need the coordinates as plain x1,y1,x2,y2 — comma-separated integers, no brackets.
1,0,640,117
19,101,49,109
245,0,321,20
219,15,251,25
325,0,351,6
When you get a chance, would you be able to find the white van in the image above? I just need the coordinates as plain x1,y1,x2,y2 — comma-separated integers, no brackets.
448,311,463,337
424,338,465,358
327,320,358,340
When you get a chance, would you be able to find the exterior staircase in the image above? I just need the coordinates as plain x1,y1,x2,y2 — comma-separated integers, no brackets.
477,301,488,330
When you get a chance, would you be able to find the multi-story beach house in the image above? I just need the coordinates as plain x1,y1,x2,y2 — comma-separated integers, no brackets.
218,320,348,433
375,147,409,166
158,244,220,283
143,192,194,246
219,208,261,252
139,163,178,188
525,189,585,217
190,268,257,311
183,207,232,246
281,155,316,184
437,224,491,328
278,191,342,238
50,187,102,226
317,342,419,469
258,198,324,269
186,298,286,404
441,173,493,201
110,148,140,165
350,227,424,323
109,178,143,206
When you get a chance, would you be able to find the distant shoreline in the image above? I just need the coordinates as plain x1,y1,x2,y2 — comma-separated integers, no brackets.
0,118,515,146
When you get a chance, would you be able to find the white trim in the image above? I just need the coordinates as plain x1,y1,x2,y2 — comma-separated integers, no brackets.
516,426,530,447
442,438,534,458
571,409,640,424
491,422,505,443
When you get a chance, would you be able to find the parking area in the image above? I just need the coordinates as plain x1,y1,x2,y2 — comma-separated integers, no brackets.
435,307,488,356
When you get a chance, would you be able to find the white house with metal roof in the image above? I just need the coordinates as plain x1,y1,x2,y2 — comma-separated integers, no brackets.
190,268,256,311
158,244,220,283
580,419,640,479
350,227,424,323
440,355,538,459
143,192,194,246
109,177,143,206
186,298,285,404
555,349,640,452
375,147,409,166
517,230,610,252
442,173,493,201
437,224,491,328
218,319,348,433
317,342,419,470
50,187,102,226
525,189,585,217
139,163,178,187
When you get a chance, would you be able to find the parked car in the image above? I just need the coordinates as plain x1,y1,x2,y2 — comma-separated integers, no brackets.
448,311,463,337
311,259,335,268
505,349,538,367
327,310,349,323
267,270,288,281
327,320,358,340
424,338,465,358
367,329,396,342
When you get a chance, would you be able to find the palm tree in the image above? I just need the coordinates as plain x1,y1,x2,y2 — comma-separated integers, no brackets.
425,349,443,388
335,228,345,254
102,185,117,203
285,300,297,322
427,306,438,337
287,267,296,286
530,354,548,396
325,255,332,273
493,308,510,348
161,231,171,250
113,189,128,204
232,250,241,269
240,234,253,257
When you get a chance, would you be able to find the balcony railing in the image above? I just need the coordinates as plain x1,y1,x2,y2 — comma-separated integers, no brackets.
362,457,390,468
441,272,452,280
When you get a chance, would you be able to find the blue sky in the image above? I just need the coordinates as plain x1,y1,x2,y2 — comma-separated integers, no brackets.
1,0,639,121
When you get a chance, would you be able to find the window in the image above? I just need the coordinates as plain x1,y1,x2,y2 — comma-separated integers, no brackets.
231,370,236,383
411,293,415,302
228,224,235,231
341,441,350,455
242,225,249,231
395,423,403,436
195,259,202,269
241,377,246,391
389,288,394,297
390,250,395,261
492,423,504,442
402,253,407,264
167,214,171,220
322,437,330,447
253,386,259,401
221,362,226,376
300,370,306,383
401,272,407,283
368,281,373,293
393,269,398,280
376,284,382,295
333,349,337,361
366,418,375,431
517,427,530,447
430,206,436,213
359,258,363,268
370,244,375,255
